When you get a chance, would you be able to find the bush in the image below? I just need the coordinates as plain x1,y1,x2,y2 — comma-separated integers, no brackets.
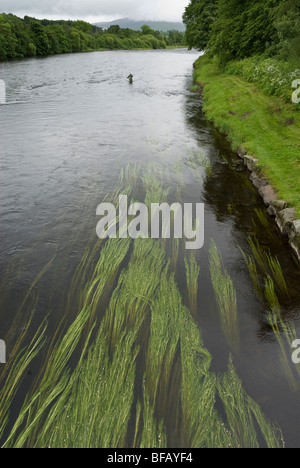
225,56,300,102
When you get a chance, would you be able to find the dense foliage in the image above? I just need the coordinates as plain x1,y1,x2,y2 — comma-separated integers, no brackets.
0,13,186,60
183,0,300,64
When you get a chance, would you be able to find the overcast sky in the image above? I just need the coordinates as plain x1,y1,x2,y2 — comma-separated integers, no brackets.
1,0,189,23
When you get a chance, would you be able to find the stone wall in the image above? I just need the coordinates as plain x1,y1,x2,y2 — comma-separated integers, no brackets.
237,147,300,262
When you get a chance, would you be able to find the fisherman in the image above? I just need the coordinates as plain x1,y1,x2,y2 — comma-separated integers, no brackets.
127,74,133,84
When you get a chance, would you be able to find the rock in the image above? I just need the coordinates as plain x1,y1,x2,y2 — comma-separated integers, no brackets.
235,147,300,261
237,147,247,159
232,159,244,167
290,238,300,260
289,220,300,260
292,219,300,234
232,159,245,172
258,185,277,206
268,200,289,216
250,172,268,190
244,155,259,172
276,208,295,235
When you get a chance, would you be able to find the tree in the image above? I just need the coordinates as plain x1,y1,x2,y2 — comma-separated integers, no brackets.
271,0,300,61
73,20,93,34
208,0,278,62
166,30,185,46
0,13,170,61
0,18,18,59
53,25,71,54
183,0,218,50
107,25,121,35
70,28,89,52
141,25,155,35
30,22,50,55
46,26,62,54
1,14,31,58
120,28,135,38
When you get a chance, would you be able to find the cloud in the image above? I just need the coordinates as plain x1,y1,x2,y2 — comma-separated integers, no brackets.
1,0,189,22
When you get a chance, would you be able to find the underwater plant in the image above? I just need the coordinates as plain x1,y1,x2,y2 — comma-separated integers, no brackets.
209,240,240,354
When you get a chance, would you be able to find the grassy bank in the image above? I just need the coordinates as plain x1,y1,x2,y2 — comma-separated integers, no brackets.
193,55,300,217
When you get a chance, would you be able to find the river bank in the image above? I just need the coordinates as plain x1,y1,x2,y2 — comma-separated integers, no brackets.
193,54,300,261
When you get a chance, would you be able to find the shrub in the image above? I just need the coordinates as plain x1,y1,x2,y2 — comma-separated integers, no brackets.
226,56,300,103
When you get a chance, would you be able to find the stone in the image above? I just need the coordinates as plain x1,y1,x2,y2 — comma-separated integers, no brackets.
292,219,300,235
232,159,244,167
289,220,300,261
276,208,295,235
289,239,300,260
234,148,300,261
237,146,247,159
232,159,245,172
244,155,259,172
250,172,268,190
268,200,289,216
258,185,277,206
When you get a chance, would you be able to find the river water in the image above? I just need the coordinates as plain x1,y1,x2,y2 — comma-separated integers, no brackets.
1,49,300,447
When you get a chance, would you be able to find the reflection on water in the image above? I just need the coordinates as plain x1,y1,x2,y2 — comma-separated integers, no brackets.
0,49,300,447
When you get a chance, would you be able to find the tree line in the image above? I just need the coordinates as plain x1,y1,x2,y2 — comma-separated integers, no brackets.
0,13,186,60
183,0,300,65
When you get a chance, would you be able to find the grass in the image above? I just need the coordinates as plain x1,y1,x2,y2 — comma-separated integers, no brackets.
241,238,299,392
185,254,200,317
255,208,271,231
243,237,289,303
252,209,279,244
268,255,289,299
144,269,184,445
0,240,285,448
137,391,167,449
267,308,300,392
185,148,211,171
179,304,283,448
37,328,140,448
0,322,47,440
265,276,281,312
170,237,180,272
218,356,284,448
225,56,300,104
0,164,286,448
43,238,165,449
241,251,264,302
209,240,240,354
193,54,300,217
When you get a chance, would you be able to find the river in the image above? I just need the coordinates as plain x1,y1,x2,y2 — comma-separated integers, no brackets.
0,49,300,448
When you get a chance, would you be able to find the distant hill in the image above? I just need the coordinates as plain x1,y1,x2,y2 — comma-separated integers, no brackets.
95,18,186,33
